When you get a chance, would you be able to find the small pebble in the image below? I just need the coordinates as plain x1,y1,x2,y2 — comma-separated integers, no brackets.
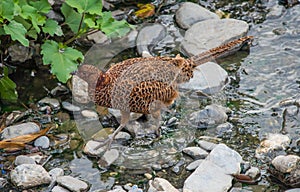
144,173,153,180
62,101,81,112
15,155,36,165
81,110,99,119
56,176,89,192
186,159,204,171
182,147,209,159
34,136,50,149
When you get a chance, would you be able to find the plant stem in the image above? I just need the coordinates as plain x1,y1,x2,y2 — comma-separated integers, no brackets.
78,12,85,33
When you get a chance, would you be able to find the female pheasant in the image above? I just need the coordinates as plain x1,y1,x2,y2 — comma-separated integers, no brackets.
75,36,253,150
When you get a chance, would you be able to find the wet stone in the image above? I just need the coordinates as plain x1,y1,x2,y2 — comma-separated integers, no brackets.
15,155,36,165
148,178,179,192
49,168,64,181
62,101,81,112
175,2,219,29
271,155,300,173
99,149,119,167
188,104,228,128
181,19,249,56
182,147,208,159
34,136,50,149
38,97,60,111
56,176,89,192
179,62,228,95
52,185,70,192
186,159,204,171
197,140,217,151
10,164,51,189
1,122,40,140
81,110,99,120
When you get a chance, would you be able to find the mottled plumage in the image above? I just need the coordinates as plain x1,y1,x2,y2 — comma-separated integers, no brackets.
75,36,253,150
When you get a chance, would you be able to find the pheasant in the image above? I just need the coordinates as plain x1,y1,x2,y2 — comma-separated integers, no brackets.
74,36,253,150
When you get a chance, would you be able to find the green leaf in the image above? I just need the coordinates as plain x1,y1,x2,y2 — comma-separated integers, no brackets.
66,0,102,14
0,66,18,101
0,0,15,21
84,16,96,28
98,12,132,37
42,19,63,36
4,20,29,46
30,0,51,14
41,40,84,83
20,5,47,33
61,3,82,33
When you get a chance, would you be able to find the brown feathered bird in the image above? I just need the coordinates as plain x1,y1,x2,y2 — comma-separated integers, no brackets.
75,36,253,150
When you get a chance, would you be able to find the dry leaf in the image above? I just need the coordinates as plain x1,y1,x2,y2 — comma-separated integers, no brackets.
135,3,155,19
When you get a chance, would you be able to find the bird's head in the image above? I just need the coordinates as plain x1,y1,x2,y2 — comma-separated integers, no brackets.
74,64,102,86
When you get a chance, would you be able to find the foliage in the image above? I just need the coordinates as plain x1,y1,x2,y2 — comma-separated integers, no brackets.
0,0,133,102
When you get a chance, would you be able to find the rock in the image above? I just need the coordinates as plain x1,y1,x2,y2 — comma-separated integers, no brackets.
46,10,64,22
8,43,33,62
266,5,285,19
38,97,60,111
136,24,167,56
255,133,291,159
49,168,64,180
72,75,91,104
108,185,126,192
172,158,185,173
81,110,99,120
115,131,132,141
285,189,300,192
186,159,204,171
56,176,89,192
0,177,8,188
179,62,228,95
34,136,50,148
216,122,233,137
108,108,143,122
245,167,261,180
196,140,217,151
184,144,243,192
272,155,300,173
144,173,153,180
182,147,208,159
52,185,70,192
10,164,51,189
1,122,40,140
62,101,81,112
175,2,219,29
83,140,106,156
188,104,228,128
99,149,119,167
148,178,179,192
87,31,109,44
15,155,36,165
181,19,249,57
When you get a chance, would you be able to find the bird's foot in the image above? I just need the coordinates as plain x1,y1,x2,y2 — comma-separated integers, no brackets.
94,135,114,151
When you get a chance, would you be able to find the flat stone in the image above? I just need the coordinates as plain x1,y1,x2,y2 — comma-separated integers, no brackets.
81,110,99,120
115,131,131,140
179,62,228,95
10,164,51,189
148,178,179,192
182,147,208,159
15,155,36,165
196,140,217,151
99,149,119,166
181,19,249,57
1,122,40,140
186,159,204,171
62,101,81,112
188,104,228,128
38,97,60,110
83,140,106,156
56,176,88,192
184,144,243,192
52,185,70,192
34,136,50,149
175,2,219,29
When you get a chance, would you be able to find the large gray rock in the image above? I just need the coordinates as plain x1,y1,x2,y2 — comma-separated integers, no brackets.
10,164,51,189
181,19,249,57
179,62,228,95
184,144,243,192
175,2,219,29
1,122,40,140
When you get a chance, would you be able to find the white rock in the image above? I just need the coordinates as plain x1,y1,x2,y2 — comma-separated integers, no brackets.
81,110,99,119
148,178,179,192
181,19,249,57
179,62,228,95
186,159,204,171
56,176,88,192
10,164,51,189
197,140,217,151
72,75,91,104
15,155,36,165
34,136,50,148
100,149,119,166
1,122,40,139
49,168,64,181
83,140,105,156
182,147,208,159
272,155,300,173
175,2,219,29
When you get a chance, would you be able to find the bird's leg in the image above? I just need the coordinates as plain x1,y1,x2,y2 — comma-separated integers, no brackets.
149,100,163,137
94,111,130,151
